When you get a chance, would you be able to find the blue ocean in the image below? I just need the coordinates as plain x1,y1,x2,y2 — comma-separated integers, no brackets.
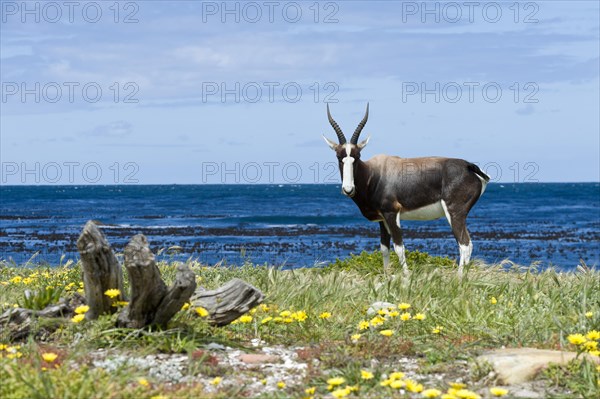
0,184,598,270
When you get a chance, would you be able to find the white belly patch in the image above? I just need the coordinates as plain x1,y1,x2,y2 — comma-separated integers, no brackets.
400,201,445,221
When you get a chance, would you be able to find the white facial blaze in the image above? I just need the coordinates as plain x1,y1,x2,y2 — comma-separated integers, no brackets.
341,144,355,195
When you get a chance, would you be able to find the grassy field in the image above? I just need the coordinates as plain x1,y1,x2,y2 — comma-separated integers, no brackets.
0,252,599,399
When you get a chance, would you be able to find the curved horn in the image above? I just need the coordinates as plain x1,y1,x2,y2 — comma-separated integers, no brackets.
327,104,346,144
350,103,369,144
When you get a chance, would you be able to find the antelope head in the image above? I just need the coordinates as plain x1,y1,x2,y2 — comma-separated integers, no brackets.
323,103,370,197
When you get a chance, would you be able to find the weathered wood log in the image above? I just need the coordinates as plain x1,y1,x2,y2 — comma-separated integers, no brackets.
0,294,84,341
76,221,124,319
191,278,265,326
116,234,196,328
153,264,197,327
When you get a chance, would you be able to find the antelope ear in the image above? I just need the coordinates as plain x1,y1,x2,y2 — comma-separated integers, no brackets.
322,135,338,150
357,135,370,149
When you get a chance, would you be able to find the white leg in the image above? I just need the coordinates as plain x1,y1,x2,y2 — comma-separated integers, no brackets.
394,213,409,276
458,241,473,277
394,243,408,277
381,243,390,271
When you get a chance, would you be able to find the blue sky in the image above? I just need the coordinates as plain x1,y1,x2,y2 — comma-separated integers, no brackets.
1,0,598,184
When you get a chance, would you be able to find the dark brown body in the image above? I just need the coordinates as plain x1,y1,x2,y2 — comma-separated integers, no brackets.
348,155,486,222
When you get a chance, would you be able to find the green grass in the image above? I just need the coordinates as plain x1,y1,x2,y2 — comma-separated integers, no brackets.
0,253,599,398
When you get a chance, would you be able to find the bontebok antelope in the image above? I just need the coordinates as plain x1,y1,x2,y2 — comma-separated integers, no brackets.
323,104,490,276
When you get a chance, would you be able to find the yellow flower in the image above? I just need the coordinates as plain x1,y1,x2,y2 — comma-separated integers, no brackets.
291,310,307,322
138,377,150,387
327,377,346,386
432,326,444,334
490,297,497,305
42,352,58,363
351,334,361,342
331,387,351,398
261,316,273,324
260,379,267,385
71,314,85,323
259,304,270,312
455,389,481,399
104,289,120,298
378,309,389,316
414,313,426,320
585,311,593,318
400,312,412,321
449,382,466,389
441,395,458,399
9,276,22,284
150,396,168,399
567,333,587,345
361,370,374,380
405,379,423,393
305,387,316,395
389,371,405,380
319,312,332,319
195,307,209,317
279,310,291,317
398,302,411,310
210,376,222,385
583,341,598,351
358,320,370,330
0,344,7,351
277,381,286,389
380,379,392,387
370,316,385,327
181,303,190,311
586,330,600,341
74,305,89,315
489,387,509,397
422,388,442,398
380,329,394,337
388,310,400,317
390,379,406,389
239,315,253,323
589,350,599,357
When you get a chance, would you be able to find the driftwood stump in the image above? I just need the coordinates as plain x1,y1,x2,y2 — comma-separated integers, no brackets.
77,224,264,329
77,221,124,319
192,279,265,326
116,235,196,329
